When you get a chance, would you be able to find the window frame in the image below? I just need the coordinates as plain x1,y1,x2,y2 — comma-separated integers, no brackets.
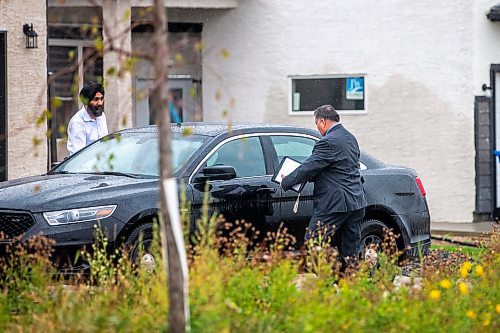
204,136,267,179
48,38,97,104
189,134,269,182
288,74,368,116
0,30,7,181
189,133,320,184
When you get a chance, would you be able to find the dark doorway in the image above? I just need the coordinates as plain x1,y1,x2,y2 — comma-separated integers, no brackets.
490,64,500,218
0,31,7,181
474,96,493,221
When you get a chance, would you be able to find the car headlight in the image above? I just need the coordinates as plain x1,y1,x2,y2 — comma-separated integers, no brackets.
43,205,117,226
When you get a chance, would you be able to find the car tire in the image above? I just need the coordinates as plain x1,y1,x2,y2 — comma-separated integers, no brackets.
125,223,155,271
360,219,391,251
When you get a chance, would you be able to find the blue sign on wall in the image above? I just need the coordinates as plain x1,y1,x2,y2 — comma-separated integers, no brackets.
346,77,364,100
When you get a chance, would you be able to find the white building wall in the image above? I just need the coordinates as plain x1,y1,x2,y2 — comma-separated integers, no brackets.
473,1,500,95
0,0,48,179
199,0,476,222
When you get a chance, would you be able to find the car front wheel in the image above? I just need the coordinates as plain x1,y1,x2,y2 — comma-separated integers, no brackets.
125,223,156,272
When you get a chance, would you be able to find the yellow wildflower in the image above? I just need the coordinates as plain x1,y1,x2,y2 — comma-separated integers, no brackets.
462,261,472,270
439,279,451,289
458,282,469,295
429,290,441,300
474,265,484,277
496,304,500,314
466,310,476,319
460,261,472,278
482,313,491,326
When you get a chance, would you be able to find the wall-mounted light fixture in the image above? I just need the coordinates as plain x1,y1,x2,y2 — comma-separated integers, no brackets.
482,84,493,98
487,4,500,21
482,84,492,91
22,23,38,49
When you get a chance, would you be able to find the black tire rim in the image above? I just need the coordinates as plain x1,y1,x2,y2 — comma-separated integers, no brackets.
361,233,383,250
131,239,153,263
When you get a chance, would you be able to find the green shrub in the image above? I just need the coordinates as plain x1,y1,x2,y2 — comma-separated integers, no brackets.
0,221,498,332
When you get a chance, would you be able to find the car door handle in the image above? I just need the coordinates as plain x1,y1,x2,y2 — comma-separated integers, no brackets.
256,187,277,194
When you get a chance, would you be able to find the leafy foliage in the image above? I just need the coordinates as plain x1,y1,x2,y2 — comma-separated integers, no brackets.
0,221,498,332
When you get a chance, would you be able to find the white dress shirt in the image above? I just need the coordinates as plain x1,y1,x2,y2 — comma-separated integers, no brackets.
67,106,108,155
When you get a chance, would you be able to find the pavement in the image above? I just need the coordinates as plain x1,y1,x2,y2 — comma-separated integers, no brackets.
431,221,497,236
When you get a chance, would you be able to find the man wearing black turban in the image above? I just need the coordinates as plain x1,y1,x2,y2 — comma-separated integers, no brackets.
67,81,108,155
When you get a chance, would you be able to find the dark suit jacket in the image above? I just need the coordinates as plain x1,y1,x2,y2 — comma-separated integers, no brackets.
281,124,367,216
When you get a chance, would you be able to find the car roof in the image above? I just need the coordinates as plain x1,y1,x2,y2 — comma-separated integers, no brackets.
117,122,318,137
113,122,387,169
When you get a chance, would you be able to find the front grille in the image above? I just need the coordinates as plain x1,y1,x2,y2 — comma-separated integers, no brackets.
0,211,36,240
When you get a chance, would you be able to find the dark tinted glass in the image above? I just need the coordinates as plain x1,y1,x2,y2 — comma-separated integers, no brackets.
206,137,266,177
270,135,315,163
292,77,364,112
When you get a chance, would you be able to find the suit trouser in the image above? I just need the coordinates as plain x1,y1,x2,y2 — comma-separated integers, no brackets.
305,208,365,259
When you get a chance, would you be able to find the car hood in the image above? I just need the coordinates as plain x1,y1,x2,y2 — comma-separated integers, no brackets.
0,173,159,213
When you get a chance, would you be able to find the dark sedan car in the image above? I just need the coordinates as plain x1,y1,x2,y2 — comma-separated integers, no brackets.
0,123,430,267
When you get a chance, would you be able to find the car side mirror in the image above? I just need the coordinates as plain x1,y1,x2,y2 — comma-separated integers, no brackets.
194,165,237,182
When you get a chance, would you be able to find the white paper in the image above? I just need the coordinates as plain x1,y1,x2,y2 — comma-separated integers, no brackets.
273,157,303,192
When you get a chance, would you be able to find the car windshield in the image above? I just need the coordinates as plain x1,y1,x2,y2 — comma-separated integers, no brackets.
54,131,209,177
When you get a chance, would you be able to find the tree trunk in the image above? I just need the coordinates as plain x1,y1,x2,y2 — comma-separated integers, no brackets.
151,1,190,332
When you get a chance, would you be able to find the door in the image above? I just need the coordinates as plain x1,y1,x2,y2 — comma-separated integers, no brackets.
47,41,103,160
0,31,6,181
135,77,200,127
493,64,500,217
190,135,282,245
266,134,317,247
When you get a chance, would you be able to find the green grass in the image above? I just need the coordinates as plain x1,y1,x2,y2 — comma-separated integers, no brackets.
431,243,487,260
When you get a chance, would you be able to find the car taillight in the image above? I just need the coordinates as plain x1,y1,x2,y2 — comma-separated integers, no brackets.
416,177,426,197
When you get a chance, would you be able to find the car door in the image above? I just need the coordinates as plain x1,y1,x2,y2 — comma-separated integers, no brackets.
190,135,282,244
266,134,317,247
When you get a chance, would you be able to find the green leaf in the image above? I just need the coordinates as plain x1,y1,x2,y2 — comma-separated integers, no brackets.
189,87,197,98
95,38,104,53
107,66,117,76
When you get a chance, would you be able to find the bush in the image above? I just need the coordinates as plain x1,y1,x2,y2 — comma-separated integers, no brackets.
0,222,498,332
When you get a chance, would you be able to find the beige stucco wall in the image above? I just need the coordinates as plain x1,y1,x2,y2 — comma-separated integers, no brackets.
1,0,48,179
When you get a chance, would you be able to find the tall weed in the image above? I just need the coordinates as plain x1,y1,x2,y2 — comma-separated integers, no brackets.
0,215,497,332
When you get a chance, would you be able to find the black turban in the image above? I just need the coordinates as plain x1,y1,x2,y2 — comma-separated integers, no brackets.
79,81,105,105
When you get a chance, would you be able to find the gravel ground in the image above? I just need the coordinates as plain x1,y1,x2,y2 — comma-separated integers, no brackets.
398,234,490,276
400,248,473,276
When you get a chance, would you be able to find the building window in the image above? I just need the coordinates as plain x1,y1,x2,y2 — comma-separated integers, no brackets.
290,75,366,114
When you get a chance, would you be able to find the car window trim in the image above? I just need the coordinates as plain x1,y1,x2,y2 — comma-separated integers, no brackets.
188,132,319,184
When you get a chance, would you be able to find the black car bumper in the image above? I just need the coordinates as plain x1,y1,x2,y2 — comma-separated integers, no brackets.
0,211,126,268
394,210,431,257
406,237,431,257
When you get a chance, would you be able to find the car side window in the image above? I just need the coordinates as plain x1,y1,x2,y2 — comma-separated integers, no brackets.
270,135,315,163
205,137,266,178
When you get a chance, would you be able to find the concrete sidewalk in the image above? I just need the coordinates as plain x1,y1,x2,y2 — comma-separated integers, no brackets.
431,221,497,236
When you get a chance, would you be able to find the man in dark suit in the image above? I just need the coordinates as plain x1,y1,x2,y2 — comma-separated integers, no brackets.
281,105,366,265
